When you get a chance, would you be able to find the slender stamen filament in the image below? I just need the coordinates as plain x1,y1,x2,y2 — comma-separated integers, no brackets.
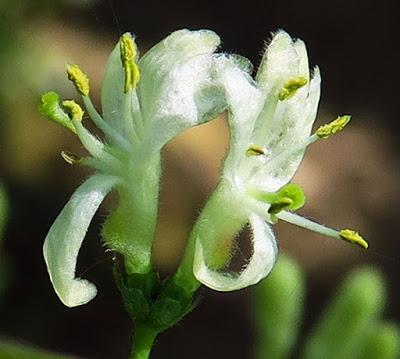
263,115,350,170
276,211,368,248
123,92,140,143
72,119,106,158
82,96,131,151
72,121,123,175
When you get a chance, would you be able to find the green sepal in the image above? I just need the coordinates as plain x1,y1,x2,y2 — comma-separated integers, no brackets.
148,279,196,331
38,91,76,133
114,264,159,322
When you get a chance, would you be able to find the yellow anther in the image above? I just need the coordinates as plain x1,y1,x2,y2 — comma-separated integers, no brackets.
315,115,351,139
278,76,308,100
119,33,140,92
61,151,83,165
62,100,84,122
339,229,369,249
66,65,90,96
246,145,269,157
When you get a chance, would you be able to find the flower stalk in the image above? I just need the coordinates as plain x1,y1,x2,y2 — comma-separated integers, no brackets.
130,323,158,359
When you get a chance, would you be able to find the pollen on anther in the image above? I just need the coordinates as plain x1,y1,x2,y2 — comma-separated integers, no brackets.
246,145,269,157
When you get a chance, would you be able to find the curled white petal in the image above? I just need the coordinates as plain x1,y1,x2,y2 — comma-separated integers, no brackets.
193,213,278,291
138,29,225,148
293,39,310,81
213,56,263,176
43,174,118,307
256,30,301,90
101,42,130,135
258,66,321,189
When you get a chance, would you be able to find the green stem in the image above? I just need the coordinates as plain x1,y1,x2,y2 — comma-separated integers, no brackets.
130,323,158,359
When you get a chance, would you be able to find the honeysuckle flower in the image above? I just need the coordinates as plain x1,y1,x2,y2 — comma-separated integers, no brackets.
175,30,368,293
40,29,231,307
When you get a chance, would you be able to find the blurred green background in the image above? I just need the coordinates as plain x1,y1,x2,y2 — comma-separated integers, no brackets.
0,0,399,358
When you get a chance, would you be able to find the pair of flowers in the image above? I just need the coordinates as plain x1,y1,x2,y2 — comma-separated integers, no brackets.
40,29,367,308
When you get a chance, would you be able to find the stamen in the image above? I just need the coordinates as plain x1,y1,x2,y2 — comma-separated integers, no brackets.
61,151,83,165
61,100,107,160
267,114,352,169
276,211,368,249
340,229,369,249
119,33,140,93
66,65,90,96
278,76,308,101
62,100,84,122
82,96,131,151
315,115,351,139
39,92,76,133
246,145,269,157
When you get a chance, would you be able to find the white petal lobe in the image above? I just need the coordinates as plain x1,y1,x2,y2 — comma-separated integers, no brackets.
137,29,225,148
193,213,278,291
43,174,118,307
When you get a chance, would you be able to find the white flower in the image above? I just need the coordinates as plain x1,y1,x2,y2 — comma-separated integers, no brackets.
187,31,367,292
40,29,230,307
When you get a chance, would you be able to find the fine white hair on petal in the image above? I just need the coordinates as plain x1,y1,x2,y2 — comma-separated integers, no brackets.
101,42,124,133
306,66,321,122
255,67,321,190
193,213,278,291
43,174,119,307
137,29,224,149
293,39,310,81
213,55,263,179
256,30,300,90
138,29,220,127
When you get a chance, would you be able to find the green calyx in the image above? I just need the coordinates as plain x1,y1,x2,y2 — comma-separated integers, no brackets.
278,76,308,101
38,91,76,133
114,263,195,333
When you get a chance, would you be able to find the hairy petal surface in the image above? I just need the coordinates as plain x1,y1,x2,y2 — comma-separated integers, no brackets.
138,29,226,149
193,213,277,291
43,174,118,307
213,56,263,179
260,67,321,188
